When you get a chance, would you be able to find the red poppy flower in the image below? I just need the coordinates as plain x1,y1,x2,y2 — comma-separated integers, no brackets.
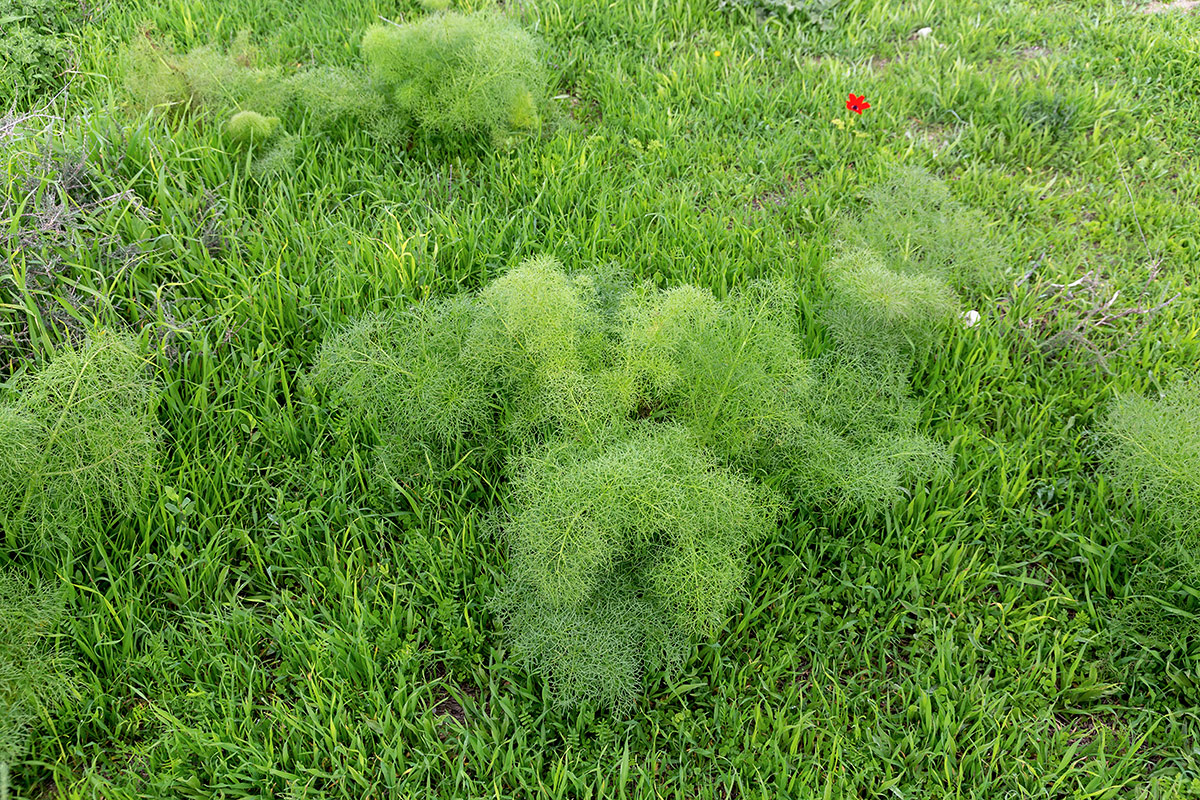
847,93,870,114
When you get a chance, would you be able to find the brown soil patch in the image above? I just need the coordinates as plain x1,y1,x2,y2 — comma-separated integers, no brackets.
433,687,468,726
429,663,481,733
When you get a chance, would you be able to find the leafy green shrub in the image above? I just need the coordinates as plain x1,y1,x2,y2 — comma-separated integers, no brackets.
810,168,979,507
0,0,77,107
619,279,812,465
281,65,381,130
224,110,279,146
250,133,301,178
313,255,948,705
0,571,71,785
1102,377,1200,537
119,11,547,153
361,11,547,142
1101,375,1200,650
496,425,779,707
822,247,960,359
465,256,629,443
121,32,280,115
837,166,1004,294
0,333,159,549
310,298,494,481
777,354,948,513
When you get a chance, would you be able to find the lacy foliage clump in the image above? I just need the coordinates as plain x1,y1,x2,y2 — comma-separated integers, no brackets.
312,252,948,706
822,167,1002,364
225,110,280,146
361,11,546,142
822,248,959,360
0,571,70,773
809,166,999,502
310,296,492,480
0,333,159,550
121,32,280,116
1101,375,1200,651
837,166,1003,294
497,426,779,706
121,11,547,150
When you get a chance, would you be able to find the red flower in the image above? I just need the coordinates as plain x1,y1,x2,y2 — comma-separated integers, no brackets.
847,94,870,114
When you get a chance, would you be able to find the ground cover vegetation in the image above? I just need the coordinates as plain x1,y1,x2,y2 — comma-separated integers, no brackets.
1102,375,1200,659
309,222,959,705
2,0,1200,796
121,8,547,156
0,0,81,107
0,571,71,800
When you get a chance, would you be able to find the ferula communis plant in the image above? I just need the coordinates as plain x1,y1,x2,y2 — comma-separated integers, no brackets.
496,425,780,708
837,165,1004,293
0,570,71,783
225,110,280,146
309,296,494,480
312,255,949,706
1102,376,1200,536
0,333,159,549
1101,375,1200,650
823,166,1006,363
361,10,546,142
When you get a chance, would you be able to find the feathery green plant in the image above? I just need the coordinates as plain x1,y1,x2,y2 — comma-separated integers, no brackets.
309,298,494,481
224,110,279,146
822,247,960,360
121,32,281,116
281,66,382,130
822,167,1003,363
496,425,780,707
118,12,546,152
837,165,1005,293
465,256,630,443
0,570,70,798
809,167,979,507
1101,375,1200,649
620,279,813,465
777,354,949,513
361,11,547,142
0,333,159,550
313,254,950,705
1102,376,1200,536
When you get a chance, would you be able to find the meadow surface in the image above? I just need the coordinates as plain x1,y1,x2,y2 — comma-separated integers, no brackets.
2,0,1200,797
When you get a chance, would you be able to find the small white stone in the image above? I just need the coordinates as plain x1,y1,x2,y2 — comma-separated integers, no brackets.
961,309,981,328
915,27,933,38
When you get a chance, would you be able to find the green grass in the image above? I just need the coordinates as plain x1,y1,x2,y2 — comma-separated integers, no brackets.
2,0,1200,796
